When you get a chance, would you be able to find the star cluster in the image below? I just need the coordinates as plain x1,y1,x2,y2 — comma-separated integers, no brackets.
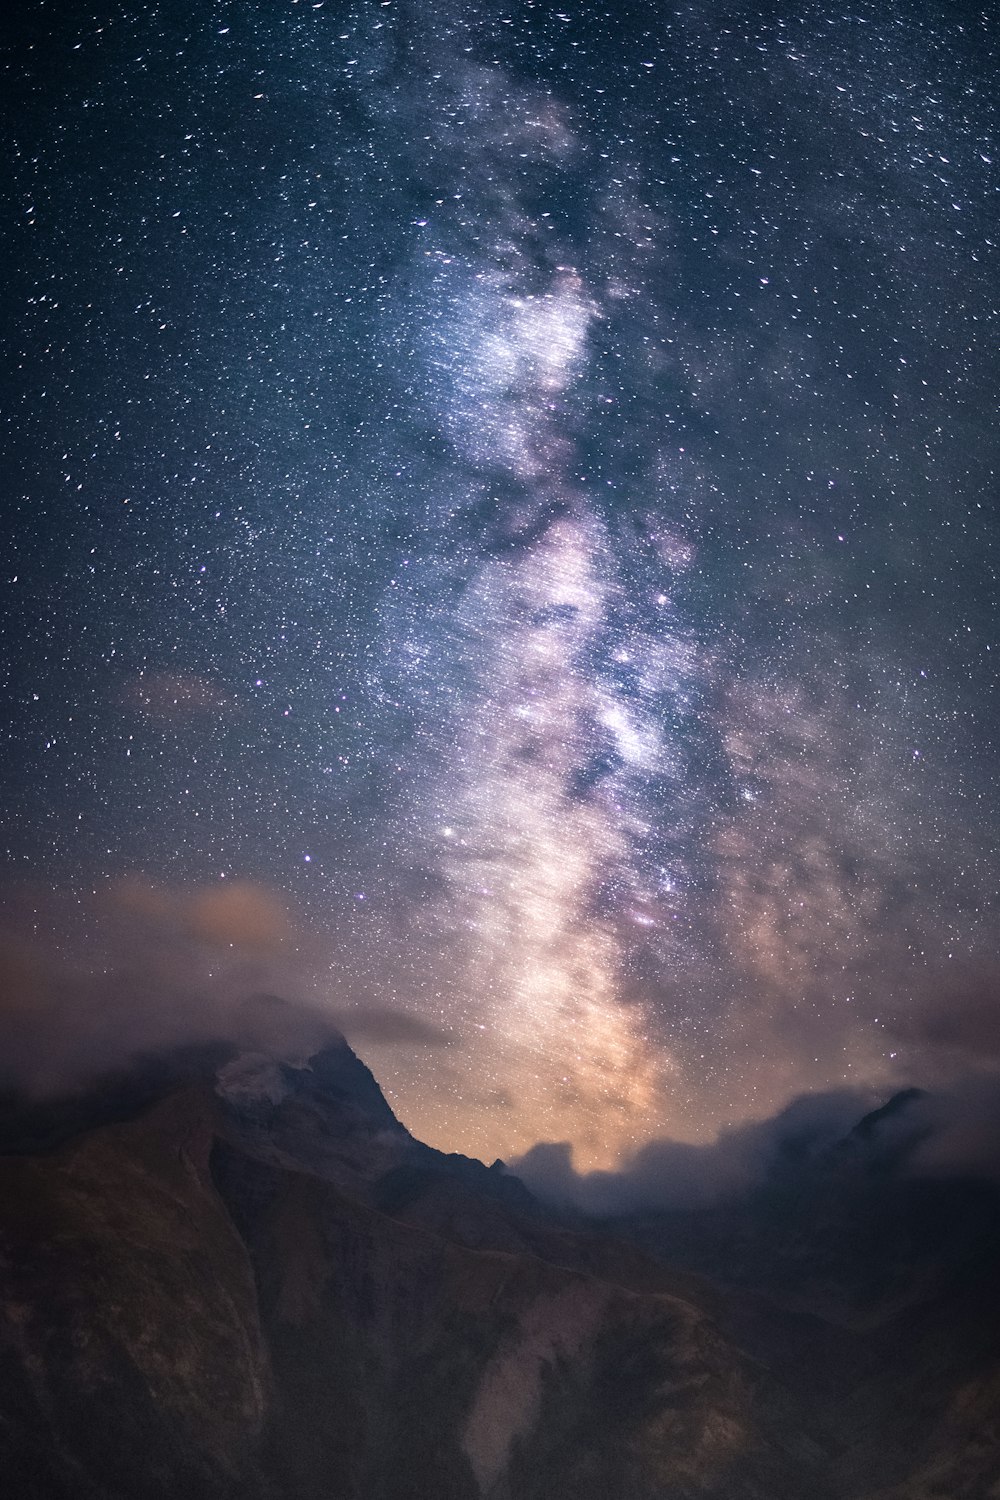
2,0,998,1167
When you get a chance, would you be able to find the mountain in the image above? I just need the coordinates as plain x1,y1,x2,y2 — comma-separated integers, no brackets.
0,1042,998,1498
611,1088,1000,1321
608,1088,1000,1498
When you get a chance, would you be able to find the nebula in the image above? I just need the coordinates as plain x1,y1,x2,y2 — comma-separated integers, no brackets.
4,0,997,1171
359,58,709,1166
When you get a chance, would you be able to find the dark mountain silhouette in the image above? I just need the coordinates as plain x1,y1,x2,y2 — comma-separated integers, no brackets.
1,1039,998,1498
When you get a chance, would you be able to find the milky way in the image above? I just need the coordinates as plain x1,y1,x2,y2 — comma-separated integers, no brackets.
3,0,999,1168
353,34,721,1162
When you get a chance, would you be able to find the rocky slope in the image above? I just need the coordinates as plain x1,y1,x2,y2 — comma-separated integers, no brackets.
610,1091,1000,1499
0,1039,998,1498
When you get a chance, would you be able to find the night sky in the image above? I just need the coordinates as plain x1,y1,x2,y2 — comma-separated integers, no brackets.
3,0,999,1169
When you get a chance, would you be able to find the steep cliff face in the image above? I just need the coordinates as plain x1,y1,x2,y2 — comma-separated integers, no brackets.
211,1140,818,1500
0,1043,998,1499
0,1084,269,1500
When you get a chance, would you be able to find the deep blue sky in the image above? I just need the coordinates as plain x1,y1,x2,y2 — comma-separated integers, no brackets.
2,0,998,1164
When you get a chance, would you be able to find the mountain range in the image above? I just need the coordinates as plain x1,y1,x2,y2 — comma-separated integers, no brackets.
1,1032,998,1499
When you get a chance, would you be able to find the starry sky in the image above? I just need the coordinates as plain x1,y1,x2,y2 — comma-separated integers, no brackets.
3,0,999,1169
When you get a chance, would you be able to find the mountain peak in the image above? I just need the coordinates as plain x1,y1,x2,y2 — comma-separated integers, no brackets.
303,1035,405,1133
848,1087,928,1144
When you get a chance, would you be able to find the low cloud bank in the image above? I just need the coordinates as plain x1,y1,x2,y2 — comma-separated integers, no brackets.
0,942,336,1098
514,1080,1000,1214
0,879,445,1098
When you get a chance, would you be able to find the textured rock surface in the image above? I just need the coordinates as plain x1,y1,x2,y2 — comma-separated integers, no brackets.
0,1043,998,1498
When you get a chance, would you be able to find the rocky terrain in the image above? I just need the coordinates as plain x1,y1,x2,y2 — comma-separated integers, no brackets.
0,1035,998,1498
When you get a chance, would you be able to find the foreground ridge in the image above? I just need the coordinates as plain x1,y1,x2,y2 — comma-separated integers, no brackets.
0,1040,998,1499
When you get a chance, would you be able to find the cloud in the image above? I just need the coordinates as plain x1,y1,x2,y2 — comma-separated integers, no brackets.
513,1080,1000,1213
906,1077,1000,1180
891,967,1000,1066
186,883,291,951
335,1006,454,1048
0,881,327,1097
514,1088,872,1213
0,876,458,1110
0,938,338,1098
111,876,291,953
